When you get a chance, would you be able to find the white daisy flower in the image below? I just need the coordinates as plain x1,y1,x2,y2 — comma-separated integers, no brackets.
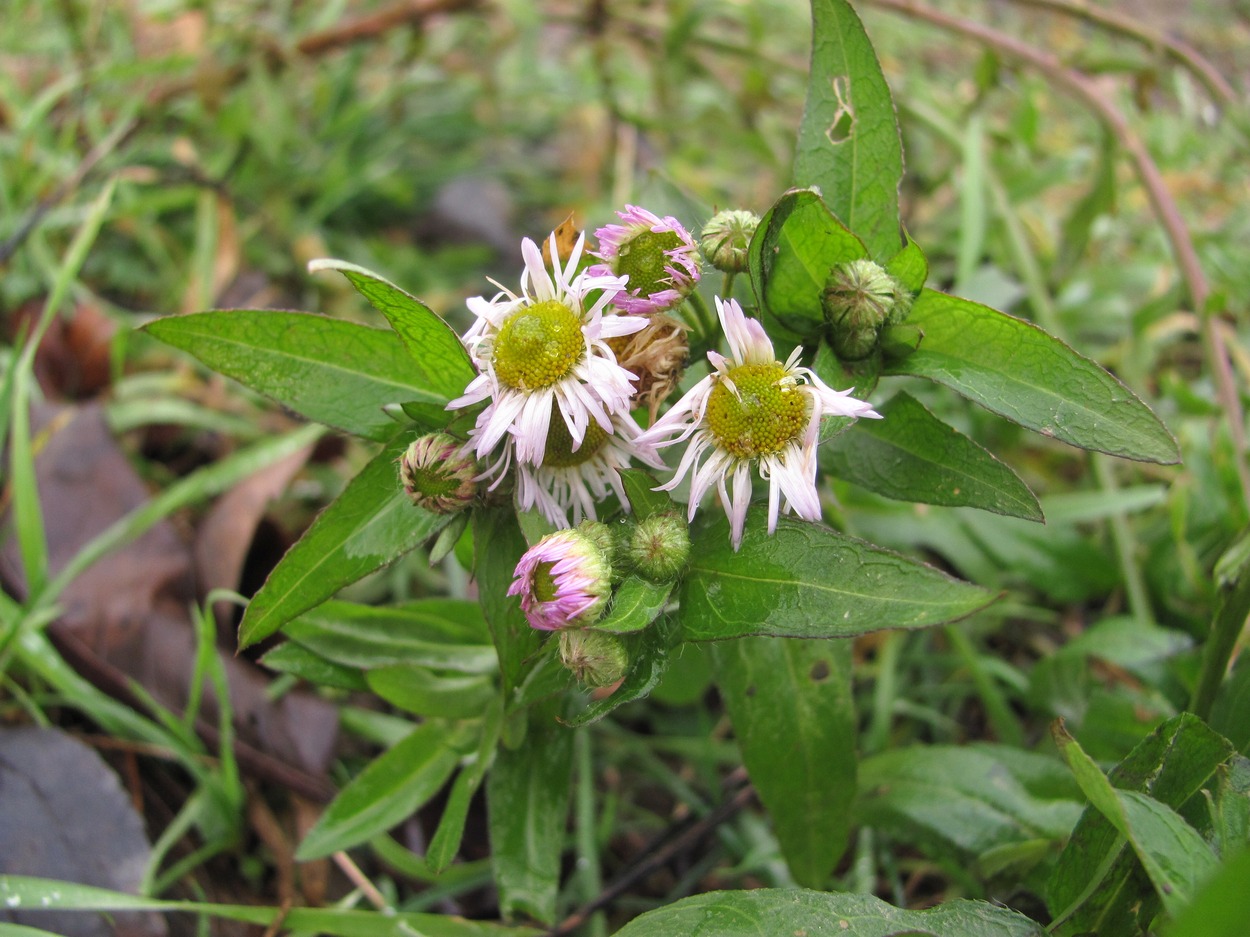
514,404,666,527
639,297,881,550
448,232,648,467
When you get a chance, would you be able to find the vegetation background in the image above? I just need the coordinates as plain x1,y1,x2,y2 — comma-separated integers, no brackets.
1,0,1248,935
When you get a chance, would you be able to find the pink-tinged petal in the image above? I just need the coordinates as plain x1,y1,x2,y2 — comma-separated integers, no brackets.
728,461,753,550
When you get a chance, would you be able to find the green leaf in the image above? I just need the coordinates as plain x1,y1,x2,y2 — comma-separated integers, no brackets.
144,311,450,441
794,0,905,260
748,188,867,338
259,641,368,691
564,619,675,728
1162,845,1250,937
1053,723,1219,917
887,233,929,294
619,469,675,520
811,340,880,442
858,745,1083,865
1048,714,1235,936
296,720,472,860
821,391,1043,521
427,700,502,874
886,289,1180,463
714,637,856,886
0,875,538,937
284,600,496,673
679,510,997,641
473,508,544,695
308,258,475,401
366,667,497,719
591,577,673,635
1211,653,1250,754
613,889,1045,937
238,435,454,648
487,702,573,924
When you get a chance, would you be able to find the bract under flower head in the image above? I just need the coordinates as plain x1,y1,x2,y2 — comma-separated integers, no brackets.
448,232,648,467
514,402,665,527
639,298,881,550
508,528,612,631
590,205,701,315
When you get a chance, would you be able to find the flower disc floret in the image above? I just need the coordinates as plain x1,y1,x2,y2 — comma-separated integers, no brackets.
705,363,807,459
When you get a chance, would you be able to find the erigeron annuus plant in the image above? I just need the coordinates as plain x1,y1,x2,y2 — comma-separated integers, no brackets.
138,0,1192,931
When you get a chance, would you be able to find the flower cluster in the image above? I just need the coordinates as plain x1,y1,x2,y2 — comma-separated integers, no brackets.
409,205,880,629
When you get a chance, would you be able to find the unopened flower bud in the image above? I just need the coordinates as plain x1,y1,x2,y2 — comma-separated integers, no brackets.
508,529,613,631
606,313,689,420
627,513,690,583
399,433,477,513
699,209,759,273
822,259,906,360
559,629,629,688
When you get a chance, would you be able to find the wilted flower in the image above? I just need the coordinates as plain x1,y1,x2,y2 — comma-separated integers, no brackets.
639,298,881,550
606,313,689,421
399,433,477,513
698,209,759,274
590,205,701,315
508,528,613,630
448,233,647,467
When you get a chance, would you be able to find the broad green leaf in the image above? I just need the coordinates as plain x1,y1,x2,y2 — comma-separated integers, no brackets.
748,188,867,338
1162,845,1250,937
259,641,368,691
619,468,675,520
487,702,573,925
144,311,450,441
238,435,455,648
0,875,537,937
473,508,544,695
714,637,856,886
886,289,1180,463
821,391,1043,520
1048,714,1234,936
794,0,905,260
858,745,1082,866
679,510,997,641
284,601,496,673
591,577,673,635
565,618,675,728
887,233,928,294
308,258,475,401
296,720,473,860
367,667,497,719
613,889,1045,937
1053,724,1219,917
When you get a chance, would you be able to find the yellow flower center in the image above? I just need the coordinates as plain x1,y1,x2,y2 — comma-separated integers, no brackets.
533,563,559,602
493,299,584,390
704,363,807,459
615,230,684,298
543,405,610,468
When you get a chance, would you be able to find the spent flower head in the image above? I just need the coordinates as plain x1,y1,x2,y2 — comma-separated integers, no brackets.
509,528,613,631
606,313,689,421
448,232,647,468
639,297,881,550
590,205,701,315
399,433,477,513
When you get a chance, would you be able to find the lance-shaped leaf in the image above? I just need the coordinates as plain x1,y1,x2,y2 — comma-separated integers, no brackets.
748,188,867,338
144,310,448,441
715,637,857,887
308,258,475,401
613,889,1046,937
679,509,997,641
886,289,1180,463
821,391,1043,521
794,0,905,260
238,434,453,648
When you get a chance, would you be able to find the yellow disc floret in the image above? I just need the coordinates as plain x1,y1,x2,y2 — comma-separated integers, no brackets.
615,230,683,296
704,363,808,459
543,404,610,468
493,299,584,390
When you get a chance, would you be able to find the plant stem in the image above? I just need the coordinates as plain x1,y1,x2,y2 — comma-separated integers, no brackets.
1190,554,1250,720
685,289,717,344
573,728,607,937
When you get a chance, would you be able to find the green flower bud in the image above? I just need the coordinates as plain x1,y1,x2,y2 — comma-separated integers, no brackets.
399,433,477,514
559,629,630,688
699,210,760,274
627,513,691,583
822,259,907,360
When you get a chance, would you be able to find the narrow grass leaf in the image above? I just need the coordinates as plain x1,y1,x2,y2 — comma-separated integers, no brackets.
887,289,1180,463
